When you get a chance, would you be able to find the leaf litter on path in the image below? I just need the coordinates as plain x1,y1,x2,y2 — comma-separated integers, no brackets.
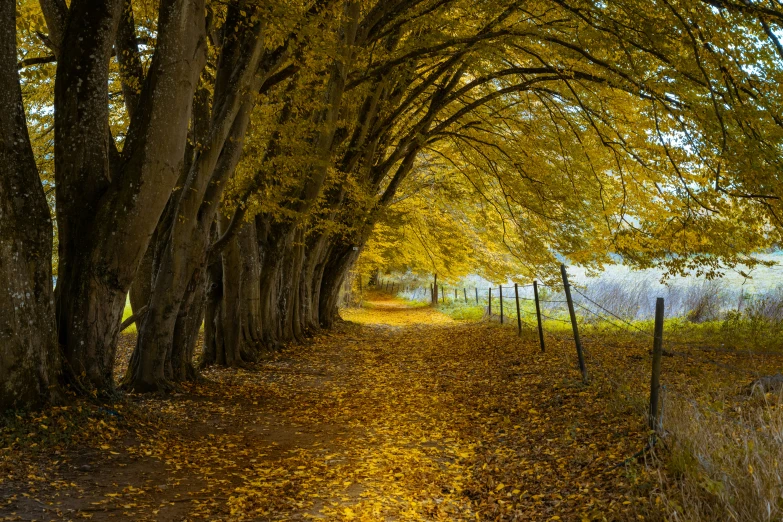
9,293,764,520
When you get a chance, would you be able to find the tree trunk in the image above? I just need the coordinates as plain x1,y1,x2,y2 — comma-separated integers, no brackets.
216,214,244,367
0,2,60,409
237,220,263,361
169,265,205,381
283,227,307,344
52,0,206,393
319,241,361,328
125,11,266,391
201,232,223,368
300,234,331,333
257,223,289,348
129,229,154,314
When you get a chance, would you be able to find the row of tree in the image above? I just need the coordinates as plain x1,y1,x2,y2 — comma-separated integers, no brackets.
2,0,783,410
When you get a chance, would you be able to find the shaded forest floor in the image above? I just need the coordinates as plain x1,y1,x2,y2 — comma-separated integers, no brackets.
2,293,778,521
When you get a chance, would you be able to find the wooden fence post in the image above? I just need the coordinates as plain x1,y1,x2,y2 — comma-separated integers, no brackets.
441,285,445,304
475,287,479,304
561,264,587,383
454,288,457,301
488,287,492,316
499,285,504,324
533,280,545,352
464,288,468,303
514,283,521,335
649,297,665,433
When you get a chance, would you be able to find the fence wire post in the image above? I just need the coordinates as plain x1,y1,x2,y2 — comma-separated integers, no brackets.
650,297,665,433
659,385,666,434
533,280,545,352
488,287,492,317
475,287,479,304
499,285,504,324
514,283,522,336
561,264,587,383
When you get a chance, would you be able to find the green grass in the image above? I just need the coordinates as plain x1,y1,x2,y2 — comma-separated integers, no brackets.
121,296,136,334
394,291,783,352
438,302,486,321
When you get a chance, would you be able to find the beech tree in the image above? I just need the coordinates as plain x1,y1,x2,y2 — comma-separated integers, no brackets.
0,2,58,410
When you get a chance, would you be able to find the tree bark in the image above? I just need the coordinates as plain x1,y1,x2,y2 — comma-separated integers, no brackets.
237,220,263,361
169,265,205,381
126,9,267,391
256,222,290,348
128,229,154,314
202,239,225,367
319,240,363,327
0,2,60,409
51,0,207,393
215,214,245,367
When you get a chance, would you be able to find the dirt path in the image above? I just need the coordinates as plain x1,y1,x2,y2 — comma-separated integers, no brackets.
1,294,654,521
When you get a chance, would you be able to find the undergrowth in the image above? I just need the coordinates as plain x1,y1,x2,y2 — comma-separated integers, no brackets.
654,390,783,521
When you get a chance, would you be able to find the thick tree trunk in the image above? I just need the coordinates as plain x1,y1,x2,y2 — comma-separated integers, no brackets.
237,220,263,361
301,231,337,332
129,234,154,315
257,223,289,348
52,0,206,393
202,238,224,368
319,242,361,328
215,215,245,367
300,236,328,333
125,12,266,391
169,266,205,381
52,0,124,391
283,227,307,344
207,216,265,366
127,79,211,377
0,2,60,409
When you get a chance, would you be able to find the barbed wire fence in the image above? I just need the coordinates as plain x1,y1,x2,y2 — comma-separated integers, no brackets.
371,266,779,465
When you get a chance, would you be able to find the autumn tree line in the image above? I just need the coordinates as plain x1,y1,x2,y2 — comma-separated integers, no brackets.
2,0,783,410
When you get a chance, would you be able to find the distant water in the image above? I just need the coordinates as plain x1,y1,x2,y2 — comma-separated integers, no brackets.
569,252,783,294
413,253,783,319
